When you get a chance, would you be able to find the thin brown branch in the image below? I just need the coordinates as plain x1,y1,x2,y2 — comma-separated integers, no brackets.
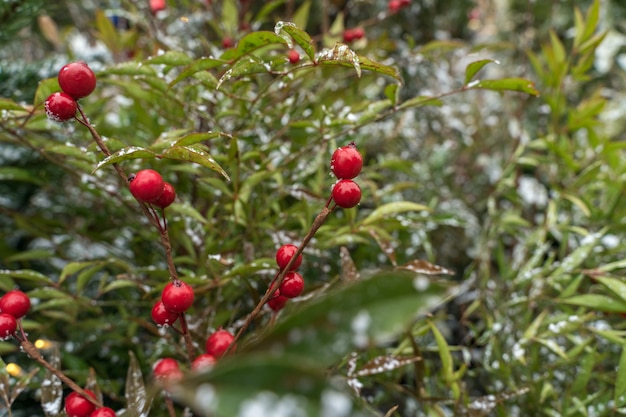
20,340,103,409
230,206,333,349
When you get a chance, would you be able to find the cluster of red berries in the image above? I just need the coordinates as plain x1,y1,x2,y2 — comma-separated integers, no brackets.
128,169,177,209
267,244,305,311
151,279,195,327
330,142,363,209
343,27,366,43
0,290,30,340
152,329,236,383
65,390,115,417
389,0,411,13
45,62,97,122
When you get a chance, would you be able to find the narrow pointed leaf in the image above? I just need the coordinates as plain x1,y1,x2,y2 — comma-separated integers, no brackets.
0,99,26,111
359,55,401,80
92,147,156,173
249,270,455,366
220,31,288,62
276,21,316,60
464,59,499,85
174,356,374,417
102,62,157,76
169,57,226,87
361,201,430,226
0,269,53,285
466,78,540,96
146,51,192,66
559,294,626,313
161,146,230,180
174,132,231,147
217,56,272,89
398,95,443,110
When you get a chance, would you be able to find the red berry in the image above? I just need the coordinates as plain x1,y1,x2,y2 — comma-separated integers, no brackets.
352,27,365,40
331,143,363,179
279,272,304,298
0,290,31,319
332,179,362,208
267,295,289,312
128,169,164,202
153,358,183,382
343,29,355,43
58,62,97,99
0,313,17,340
45,92,77,122
150,0,166,13
151,182,176,208
388,0,403,13
205,329,236,358
222,37,235,49
287,49,300,64
151,300,179,326
275,244,302,271
191,354,217,371
90,407,116,417
161,280,195,313
65,390,97,417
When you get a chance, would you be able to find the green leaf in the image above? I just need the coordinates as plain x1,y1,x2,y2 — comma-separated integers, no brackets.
4,249,52,263
160,146,230,180
174,355,374,417
221,0,238,35
168,202,208,225
0,167,44,185
217,55,272,89
95,9,118,53
293,1,311,30
358,55,401,80
92,147,157,173
146,51,192,66
361,201,430,226
169,57,226,87
220,31,288,62
384,83,399,106
549,230,605,280
0,98,26,111
559,294,626,313
616,348,626,405
34,77,60,107
102,62,158,77
466,78,540,96
428,321,454,380
464,59,499,85
0,269,53,285
592,276,626,304
249,270,454,366
174,132,231,147
398,95,443,110
276,21,316,60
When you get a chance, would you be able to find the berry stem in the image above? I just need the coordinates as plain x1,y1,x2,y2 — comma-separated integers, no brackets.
229,206,333,349
75,104,180,281
164,395,178,417
19,339,104,409
178,313,196,363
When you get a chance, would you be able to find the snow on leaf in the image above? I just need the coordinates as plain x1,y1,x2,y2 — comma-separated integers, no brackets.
160,145,230,181
275,21,316,60
355,355,421,377
317,43,362,78
92,147,157,173
396,260,455,276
